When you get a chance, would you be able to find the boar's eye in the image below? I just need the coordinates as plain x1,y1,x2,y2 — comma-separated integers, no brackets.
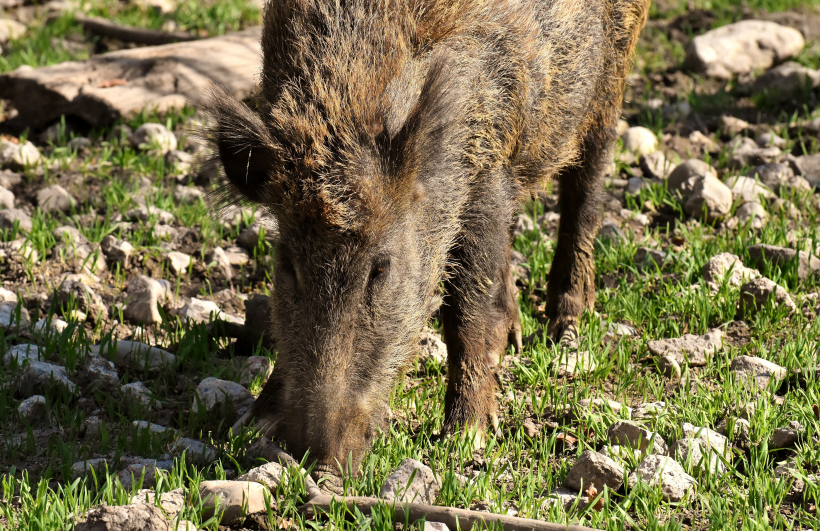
368,255,390,289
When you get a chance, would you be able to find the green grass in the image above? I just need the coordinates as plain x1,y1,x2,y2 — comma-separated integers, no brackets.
2,0,820,529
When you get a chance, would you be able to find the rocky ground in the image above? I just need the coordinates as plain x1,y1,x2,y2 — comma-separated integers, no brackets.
1,0,820,530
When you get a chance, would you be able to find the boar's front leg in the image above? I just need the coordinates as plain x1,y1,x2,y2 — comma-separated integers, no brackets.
440,189,518,442
545,127,612,342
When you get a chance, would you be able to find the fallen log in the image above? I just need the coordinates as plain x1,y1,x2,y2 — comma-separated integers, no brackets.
73,14,199,45
0,26,261,131
300,495,600,531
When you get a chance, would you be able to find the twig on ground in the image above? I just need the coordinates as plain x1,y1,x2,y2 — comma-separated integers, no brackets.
55,13,199,45
300,495,601,531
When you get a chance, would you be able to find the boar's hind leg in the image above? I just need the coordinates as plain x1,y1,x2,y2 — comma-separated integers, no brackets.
545,127,613,342
440,196,517,441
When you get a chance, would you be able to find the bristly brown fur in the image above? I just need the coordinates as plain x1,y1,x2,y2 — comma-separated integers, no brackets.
203,0,650,480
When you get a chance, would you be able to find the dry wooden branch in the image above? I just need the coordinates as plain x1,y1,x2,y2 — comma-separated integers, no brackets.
73,14,199,46
300,495,600,531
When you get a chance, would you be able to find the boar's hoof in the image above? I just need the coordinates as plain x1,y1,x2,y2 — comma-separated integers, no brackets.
311,464,344,495
548,321,580,346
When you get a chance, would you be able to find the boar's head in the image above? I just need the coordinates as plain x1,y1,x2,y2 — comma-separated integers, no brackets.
204,27,463,482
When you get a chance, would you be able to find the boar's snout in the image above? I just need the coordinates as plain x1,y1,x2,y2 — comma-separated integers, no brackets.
254,378,386,484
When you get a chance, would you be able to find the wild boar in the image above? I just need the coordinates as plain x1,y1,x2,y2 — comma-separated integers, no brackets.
205,0,649,485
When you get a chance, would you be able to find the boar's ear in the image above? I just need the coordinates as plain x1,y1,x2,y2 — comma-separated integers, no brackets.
388,50,462,183
200,87,280,206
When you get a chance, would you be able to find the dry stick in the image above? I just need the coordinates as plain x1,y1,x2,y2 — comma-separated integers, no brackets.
300,495,600,531
72,14,199,45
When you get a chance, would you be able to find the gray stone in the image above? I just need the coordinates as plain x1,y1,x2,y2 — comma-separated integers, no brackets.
54,240,107,276
418,328,447,365
541,487,590,512
608,421,668,454
599,445,643,465
669,438,725,474
572,398,631,420
720,115,750,137
166,251,193,276
0,287,16,302
626,177,650,195
739,277,796,315
99,235,134,263
730,355,787,390
748,244,820,281
735,201,768,229
170,437,217,463
628,455,697,502
621,127,657,156
239,356,273,388
0,18,26,43
680,423,730,458
702,253,761,290
3,343,43,366
647,329,724,366
684,174,732,222
756,132,788,149
726,137,781,169
380,458,440,504
70,458,109,480
199,480,269,525
193,377,254,415
0,301,30,330
0,169,22,189
748,163,807,194
0,140,43,169
770,425,801,449
129,488,185,521
121,381,155,407
793,153,820,185
132,123,177,154
749,61,820,98
75,502,170,531
640,151,677,180
634,247,666,268
165,149,194,173
82,416,104,439
133,420,171,434
725,175,774,203
206,247,234,280
174,185,204,204
667,159,717,198
685,20,805,79
19,361,76,396
92,340,176,370
36,184,75,213
0,208,32,232
116,460,168,490
68,137,92,152
53,275,108,321
224,246,251,267
79,355,120,392
53,225,87,244
178,297,243,325
126,204,174,224
124,276,170,325
425,523,450,531
657,355,682,381
597,220,625,245
631,402,672,421
563,450,625,492
689,130,719,153
17,395,47,422
555,349,597,376
715,417,751,445
0,184,14,209
512,213,535,238
152,224,178,240
236,461,288,490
